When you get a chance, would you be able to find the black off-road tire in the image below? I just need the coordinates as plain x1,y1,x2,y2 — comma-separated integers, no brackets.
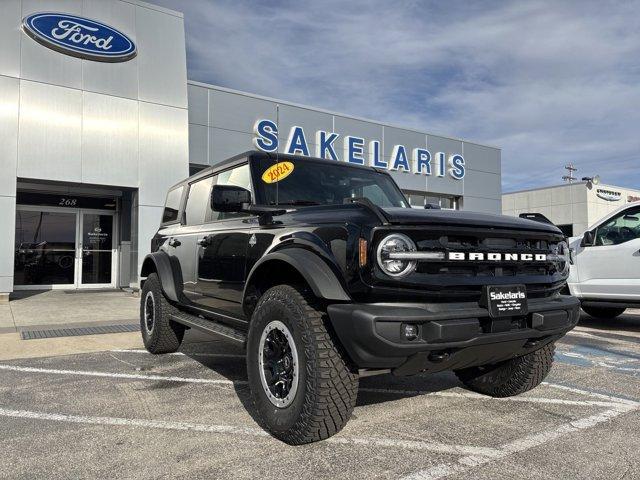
455,343,556,397
246,285,359,444
140,273,185,354
581,306,626,320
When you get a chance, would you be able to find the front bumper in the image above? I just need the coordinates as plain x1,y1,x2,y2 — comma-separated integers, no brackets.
327,294,580,376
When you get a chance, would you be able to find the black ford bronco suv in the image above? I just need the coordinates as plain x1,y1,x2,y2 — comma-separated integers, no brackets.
139,150,579,444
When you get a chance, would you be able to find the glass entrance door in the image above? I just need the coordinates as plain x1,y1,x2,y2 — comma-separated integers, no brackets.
14,207,117,289
79,211,116,287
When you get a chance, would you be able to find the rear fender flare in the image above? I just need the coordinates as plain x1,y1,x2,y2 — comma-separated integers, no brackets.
140,252,183,302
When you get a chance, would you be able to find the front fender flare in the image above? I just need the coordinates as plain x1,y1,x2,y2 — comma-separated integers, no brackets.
244,248,351,302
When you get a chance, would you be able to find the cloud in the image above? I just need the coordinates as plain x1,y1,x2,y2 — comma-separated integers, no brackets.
151,0,640,191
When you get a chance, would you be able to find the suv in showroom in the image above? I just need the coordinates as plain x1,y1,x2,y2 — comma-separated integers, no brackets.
139,151,578,444
567,201,640,319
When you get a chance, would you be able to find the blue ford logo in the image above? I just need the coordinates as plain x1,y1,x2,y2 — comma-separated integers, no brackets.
22,12,136,63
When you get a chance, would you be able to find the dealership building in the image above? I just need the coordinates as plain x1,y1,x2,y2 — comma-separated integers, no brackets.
0,0,502,301
502,182,640,237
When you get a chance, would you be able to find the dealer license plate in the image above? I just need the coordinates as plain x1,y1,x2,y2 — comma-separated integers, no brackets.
484,285,528,318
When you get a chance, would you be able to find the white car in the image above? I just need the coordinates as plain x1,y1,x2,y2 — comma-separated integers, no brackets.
567,201,640,319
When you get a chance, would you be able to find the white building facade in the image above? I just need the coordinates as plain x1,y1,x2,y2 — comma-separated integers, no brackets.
502,183,640,237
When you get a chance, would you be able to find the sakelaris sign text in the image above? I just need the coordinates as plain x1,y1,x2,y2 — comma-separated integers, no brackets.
253,119,465,180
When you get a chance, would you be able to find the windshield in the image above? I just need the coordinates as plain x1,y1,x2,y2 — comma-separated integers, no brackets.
251,156,409,208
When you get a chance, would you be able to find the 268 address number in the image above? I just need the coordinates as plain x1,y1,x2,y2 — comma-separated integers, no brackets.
59,198,78,207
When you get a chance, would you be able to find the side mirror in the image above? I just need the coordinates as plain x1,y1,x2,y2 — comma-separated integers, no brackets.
211,185,251,212
581,230,595,247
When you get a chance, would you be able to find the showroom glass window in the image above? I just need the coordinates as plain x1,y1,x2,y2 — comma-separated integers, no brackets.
14,210,77,285
594,207,640,245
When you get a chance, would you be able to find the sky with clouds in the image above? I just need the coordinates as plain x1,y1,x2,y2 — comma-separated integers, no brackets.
152,0,640,192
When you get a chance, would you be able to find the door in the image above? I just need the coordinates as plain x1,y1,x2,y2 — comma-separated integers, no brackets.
193,163,254,318
158,184,200,300
78,211,117,288
14,207,117,289
195,219,252,316
574,205,640,300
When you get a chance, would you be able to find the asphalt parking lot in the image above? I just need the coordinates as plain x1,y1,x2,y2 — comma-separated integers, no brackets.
1,311,640,480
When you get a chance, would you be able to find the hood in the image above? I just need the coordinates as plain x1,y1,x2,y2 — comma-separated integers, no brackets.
381,207,563,234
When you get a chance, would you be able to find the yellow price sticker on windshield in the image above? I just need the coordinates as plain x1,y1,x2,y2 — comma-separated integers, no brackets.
262,161,294,184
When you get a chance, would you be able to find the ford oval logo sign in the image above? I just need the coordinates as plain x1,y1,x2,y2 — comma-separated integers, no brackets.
22,12,136,63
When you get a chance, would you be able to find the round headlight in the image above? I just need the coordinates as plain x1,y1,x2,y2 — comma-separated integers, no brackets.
376,233,417,278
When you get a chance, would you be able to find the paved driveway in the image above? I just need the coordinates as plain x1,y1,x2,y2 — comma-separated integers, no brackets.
0,290,138,334
1,312,639,479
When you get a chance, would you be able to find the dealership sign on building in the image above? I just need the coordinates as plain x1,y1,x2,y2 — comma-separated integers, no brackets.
22,12,136,62
596,188,622,202
253,119,466,180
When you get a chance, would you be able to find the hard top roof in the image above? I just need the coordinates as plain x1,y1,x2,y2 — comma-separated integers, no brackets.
170,150,388,189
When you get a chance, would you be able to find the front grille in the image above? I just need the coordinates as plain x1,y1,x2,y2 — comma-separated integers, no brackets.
371,226,567,301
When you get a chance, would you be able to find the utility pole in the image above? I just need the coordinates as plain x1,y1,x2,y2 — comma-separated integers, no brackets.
562,163,577,183
562,164,577,234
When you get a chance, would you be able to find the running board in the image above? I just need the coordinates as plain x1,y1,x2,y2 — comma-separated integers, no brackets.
170,311,247,345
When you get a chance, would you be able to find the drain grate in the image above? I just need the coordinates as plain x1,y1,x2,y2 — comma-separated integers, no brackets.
20,324,139,340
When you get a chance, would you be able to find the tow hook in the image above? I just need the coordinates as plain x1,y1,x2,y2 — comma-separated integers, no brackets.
525,340,539,348
428,351,450,362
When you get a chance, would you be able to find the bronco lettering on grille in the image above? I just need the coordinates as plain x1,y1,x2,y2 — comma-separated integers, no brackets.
448,252,547,261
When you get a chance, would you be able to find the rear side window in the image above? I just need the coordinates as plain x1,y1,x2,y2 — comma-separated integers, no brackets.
185,177,214,226
162,186,184,224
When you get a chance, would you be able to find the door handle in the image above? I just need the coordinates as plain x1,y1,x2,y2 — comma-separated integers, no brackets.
168,238,181,248
197,236,210,247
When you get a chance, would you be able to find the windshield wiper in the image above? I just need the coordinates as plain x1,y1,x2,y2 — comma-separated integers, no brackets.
273,200,321,206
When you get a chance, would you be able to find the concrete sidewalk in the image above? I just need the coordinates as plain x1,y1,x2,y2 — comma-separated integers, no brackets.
0,290,139,334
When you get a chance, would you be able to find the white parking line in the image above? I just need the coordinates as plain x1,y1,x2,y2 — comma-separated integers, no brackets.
596,364,640,373
400,403,638,480
567,329,640,346
0,364,241,386
0,407,268,436
1,363,629,408
541,381,639,406
0,407,501,457
574,325,640,340
361,388,623,408
110,349,246,359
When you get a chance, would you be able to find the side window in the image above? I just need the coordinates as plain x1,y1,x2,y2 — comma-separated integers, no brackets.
184,177,214,226
207,164,252,222
594,207,640,246
162,186,184,224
